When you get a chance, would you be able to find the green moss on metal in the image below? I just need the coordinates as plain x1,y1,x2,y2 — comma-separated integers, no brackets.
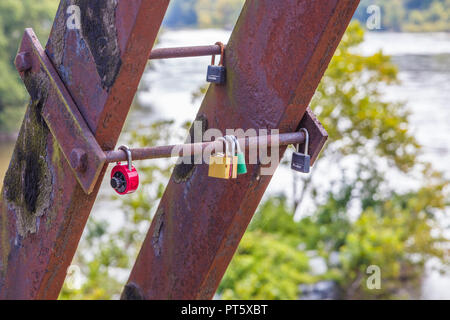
3,73,53,237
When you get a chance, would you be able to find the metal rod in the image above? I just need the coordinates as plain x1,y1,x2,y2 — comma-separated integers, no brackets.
149,44,225,60
105,131,305,163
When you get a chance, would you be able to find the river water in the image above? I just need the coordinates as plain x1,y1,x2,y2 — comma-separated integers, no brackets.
0,29,449,298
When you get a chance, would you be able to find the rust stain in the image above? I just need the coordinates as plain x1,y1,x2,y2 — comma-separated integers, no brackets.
151,208,164,257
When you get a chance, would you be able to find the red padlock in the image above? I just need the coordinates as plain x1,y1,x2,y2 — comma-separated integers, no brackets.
111,145,139,195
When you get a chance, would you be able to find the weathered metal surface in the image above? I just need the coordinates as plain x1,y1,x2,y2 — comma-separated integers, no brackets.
150,45,225,60
124,0,359,300
0,0,169,299
16,29,106,194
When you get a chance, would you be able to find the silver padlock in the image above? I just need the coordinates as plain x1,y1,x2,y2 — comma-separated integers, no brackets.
291,128,310,173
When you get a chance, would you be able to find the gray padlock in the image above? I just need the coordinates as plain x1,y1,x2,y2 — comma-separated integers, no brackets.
207,42,226,85
207,65,226,84
291,128,310,173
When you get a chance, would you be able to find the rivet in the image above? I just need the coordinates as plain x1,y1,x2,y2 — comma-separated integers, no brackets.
15,51,32,73
70,148,88,173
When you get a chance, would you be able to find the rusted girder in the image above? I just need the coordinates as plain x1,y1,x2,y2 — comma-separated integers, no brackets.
124,0,359,300
0,0,170,299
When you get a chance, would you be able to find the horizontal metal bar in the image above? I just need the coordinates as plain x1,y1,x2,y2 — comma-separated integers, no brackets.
105,132,305,163
149,44,225,60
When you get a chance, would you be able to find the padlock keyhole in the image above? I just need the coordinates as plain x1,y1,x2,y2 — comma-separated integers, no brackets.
111,171,127,193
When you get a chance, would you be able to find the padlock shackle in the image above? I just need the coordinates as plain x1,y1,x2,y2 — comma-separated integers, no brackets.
297,128,309,155
118,145,133,171
224,136,236,157
217,137,229,156
211,42,225,66
230,136,242,154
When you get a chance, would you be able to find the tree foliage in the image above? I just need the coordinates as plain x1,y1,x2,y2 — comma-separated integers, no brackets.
0,0,57,132
219,229,314,300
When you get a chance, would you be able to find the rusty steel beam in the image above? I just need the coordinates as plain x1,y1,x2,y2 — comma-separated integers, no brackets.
124,0,360,300
0,0,170,299
149,45,225,60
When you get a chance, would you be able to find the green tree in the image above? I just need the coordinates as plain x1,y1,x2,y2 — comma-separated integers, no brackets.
218,21,449,299
219,229,314,300
0,0,57,132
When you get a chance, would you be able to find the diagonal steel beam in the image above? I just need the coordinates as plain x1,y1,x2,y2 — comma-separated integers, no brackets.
123,0,360,300
0,0,169,299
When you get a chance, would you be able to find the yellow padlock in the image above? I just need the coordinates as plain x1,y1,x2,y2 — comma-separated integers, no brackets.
225,135,238,179
208,137,232,179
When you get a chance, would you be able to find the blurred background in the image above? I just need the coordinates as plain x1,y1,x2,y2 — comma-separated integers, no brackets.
1,0,449,300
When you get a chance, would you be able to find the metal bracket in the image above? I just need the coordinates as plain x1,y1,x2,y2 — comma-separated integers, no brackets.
298,107,328,165
15,29,105,194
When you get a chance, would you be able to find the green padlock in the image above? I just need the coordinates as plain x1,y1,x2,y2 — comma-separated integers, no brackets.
232,136,247,175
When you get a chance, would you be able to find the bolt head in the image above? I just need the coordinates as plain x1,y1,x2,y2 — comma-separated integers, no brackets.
15,51,32,73
70,148,88,173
